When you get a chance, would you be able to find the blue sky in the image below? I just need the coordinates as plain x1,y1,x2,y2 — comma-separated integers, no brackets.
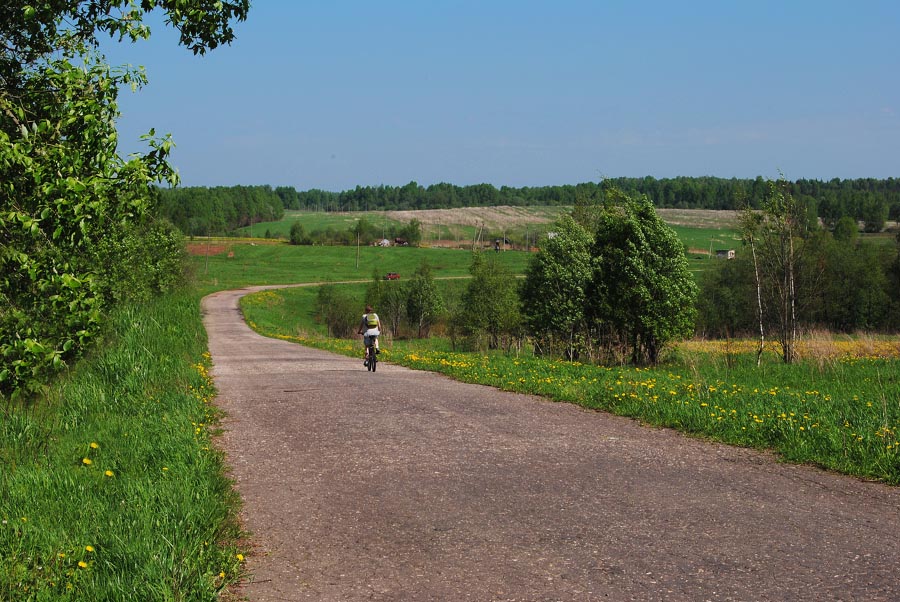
104,0,900,191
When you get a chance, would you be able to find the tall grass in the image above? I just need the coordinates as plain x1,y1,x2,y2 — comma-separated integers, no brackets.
0,292,244,600
242,286,900,484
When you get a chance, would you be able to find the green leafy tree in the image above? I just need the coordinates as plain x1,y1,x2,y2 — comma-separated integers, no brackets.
890,232,900,330
860,193,887,233
365,269,386,309
586,190,697,365
399,219,423,246
366,269,404,336
753,178,814,363
314,285,357,338
738,206,767,365
455,252,521,350
696,256,758,338
1,1,248,399
381,284,407,337
817,238,890,331
404,262,444,338
520,214,593,360
351,216,378,245
290,221,310,245
832,216,859,243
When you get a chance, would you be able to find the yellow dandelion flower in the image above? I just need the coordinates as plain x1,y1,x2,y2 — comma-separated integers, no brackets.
89,442,99,449
104,470,114,477
236,553,244,562
85,546,95,553
82,458,92,465
78,561,88,569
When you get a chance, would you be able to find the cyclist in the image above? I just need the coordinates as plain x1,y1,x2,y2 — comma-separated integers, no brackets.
358,305,382,366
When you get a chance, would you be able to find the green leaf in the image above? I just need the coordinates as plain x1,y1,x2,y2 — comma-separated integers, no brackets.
61,274,82,289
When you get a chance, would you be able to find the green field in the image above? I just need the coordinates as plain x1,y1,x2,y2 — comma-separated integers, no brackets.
192,243,530,293
217,207,745,286
238,210,405,239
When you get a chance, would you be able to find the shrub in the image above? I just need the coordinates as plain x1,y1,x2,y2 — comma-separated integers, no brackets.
314,285,357,338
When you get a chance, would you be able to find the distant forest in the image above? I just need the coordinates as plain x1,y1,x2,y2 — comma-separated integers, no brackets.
156,177,900,236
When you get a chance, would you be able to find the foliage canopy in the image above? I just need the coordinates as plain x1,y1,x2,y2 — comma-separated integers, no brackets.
1,1,248,399
586,191,698,365
520,214,593,360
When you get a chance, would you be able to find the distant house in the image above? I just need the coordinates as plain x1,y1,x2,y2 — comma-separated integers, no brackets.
715,249,735,260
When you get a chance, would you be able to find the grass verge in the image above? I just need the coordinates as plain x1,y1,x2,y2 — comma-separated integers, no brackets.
1,291,244,601
242,287,900,485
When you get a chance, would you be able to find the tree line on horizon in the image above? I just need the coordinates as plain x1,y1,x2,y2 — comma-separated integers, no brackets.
156,177,900,238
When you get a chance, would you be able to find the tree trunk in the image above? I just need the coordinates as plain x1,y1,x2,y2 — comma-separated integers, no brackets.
749,236,765,367
786,233,797,363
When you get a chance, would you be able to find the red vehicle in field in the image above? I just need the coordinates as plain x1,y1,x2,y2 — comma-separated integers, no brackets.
384,272,401,280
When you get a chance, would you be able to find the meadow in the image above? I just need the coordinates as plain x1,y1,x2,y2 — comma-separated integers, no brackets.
190,242,530,293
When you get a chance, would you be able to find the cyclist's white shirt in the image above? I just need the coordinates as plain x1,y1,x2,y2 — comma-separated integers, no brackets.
362,313,380,337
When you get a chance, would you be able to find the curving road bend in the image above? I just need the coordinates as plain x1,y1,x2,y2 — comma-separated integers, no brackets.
202,287,900,602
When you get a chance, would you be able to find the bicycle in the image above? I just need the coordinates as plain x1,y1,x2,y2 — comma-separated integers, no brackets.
364,335,378,372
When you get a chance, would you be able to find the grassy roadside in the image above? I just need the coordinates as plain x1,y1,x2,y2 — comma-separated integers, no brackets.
242,286,900,484
1,291,244,600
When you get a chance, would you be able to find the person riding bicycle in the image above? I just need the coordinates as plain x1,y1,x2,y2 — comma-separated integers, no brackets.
358,305,382,366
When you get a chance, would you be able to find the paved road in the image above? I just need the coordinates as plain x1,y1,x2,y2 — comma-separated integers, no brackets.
203,287,900,602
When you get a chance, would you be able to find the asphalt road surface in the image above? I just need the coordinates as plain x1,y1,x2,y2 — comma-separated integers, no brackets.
203,287,900,602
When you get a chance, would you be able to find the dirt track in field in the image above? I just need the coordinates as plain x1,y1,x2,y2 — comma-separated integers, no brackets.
384,206,564,230
204,285,900,602
382,206,742,231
